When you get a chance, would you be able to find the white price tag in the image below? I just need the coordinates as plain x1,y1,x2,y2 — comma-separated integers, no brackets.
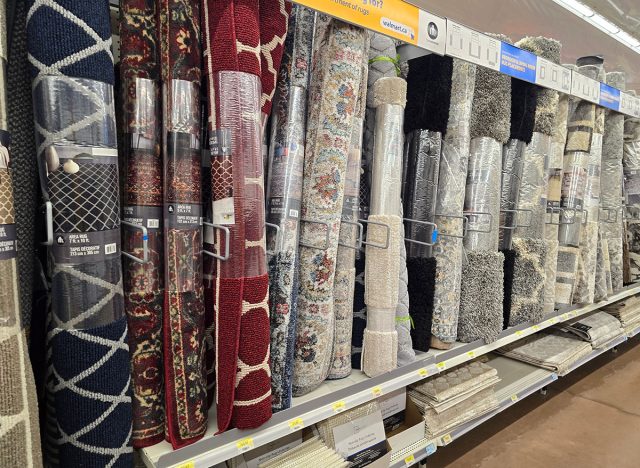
417,11,447,55
445,19,500,70
619,92,635,116
571,70,600,104
536,58,572,94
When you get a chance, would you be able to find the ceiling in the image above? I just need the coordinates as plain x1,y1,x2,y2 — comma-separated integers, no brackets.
410,0,640,90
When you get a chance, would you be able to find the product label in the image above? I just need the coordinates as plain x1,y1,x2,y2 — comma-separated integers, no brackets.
600,83,621,111
499,42,537,83
165,202,203,229
624,169,640,205
572,322,592,333
446,20,500,71
0,131,16,261
52,229,121,264
379,388,406,432
536,57,572,93
571,70,600,104
333,410,388,467
123,205,162,230
0,224,17,260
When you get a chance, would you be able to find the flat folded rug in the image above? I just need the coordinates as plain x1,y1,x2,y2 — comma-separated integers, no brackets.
119,0,165,447
0,2,42,464
495,332,592,376
554,311,624,349
431,58,476,348
259,436,348,468
27,0,133,464
266,4,314,411
292,20,367,396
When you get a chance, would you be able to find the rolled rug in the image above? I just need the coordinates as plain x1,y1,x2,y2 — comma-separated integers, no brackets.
430,58,476,349
119,0,165,447
403,53,451,352
544,90,570,313
458,34,510,344
601,71,626,292
266,4,314,411
27,0,132,465
292,20,367,395
362,77,406,377
555,62,600,308
0,1,42,465
623,92,640,283
594,230,609,300
329,40,368,380
352,33,412,368
6,0,37,333
573,103,605,304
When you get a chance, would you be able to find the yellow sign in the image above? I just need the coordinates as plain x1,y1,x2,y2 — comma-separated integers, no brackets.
288,417,304,431
404,454,416,465
510,394,519,403
466,351,476,359
177,462,194,468
436,361,447,371
417,368,429,378
515,330,524,336
236,438,254,453
372,386,383,397
441,433,453,445
292,0,446,55
332,401,347,413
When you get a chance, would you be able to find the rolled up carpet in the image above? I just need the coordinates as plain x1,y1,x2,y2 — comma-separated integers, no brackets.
266,4,314,411
27,0,132,464
431,58,477,348
362,77,406,377
119,0,165,447
594,230,609,301
292,20,368,395
623,93,640,283
403,53,450,351
601,71,626,292
329,40,368,380
0,1,42,464
555,62,599,307
458,33,510,344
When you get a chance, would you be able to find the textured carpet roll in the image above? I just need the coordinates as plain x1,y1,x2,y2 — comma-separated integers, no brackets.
27,0,132,464
329,40,368,380
555,245,580,307
508,238,547,326
266,5,313,411
119,0,164,447
293,20,367,395
362,77,405,378
431,59,476,347
0,2,42,461
601,71,626,292
624,94,640,284
407,257,436,351
499,139,525,251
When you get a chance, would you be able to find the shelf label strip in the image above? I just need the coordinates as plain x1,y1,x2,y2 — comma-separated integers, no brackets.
600,83,621,111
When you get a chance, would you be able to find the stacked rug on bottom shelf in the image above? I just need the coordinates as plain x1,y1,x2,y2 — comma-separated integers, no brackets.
408,361,500,439
258,436,348,468
495,332,592,376
552,311,625,349
602,296,640,334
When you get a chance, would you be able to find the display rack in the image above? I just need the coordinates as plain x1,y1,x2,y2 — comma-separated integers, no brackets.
141,284,640,468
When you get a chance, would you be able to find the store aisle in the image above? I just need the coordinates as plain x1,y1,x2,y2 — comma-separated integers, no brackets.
429,337,640,467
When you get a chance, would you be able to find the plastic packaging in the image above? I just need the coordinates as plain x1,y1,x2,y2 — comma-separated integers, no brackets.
516,132,551,239
499,139,525,250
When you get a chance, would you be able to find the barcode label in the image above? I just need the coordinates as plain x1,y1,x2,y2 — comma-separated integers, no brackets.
105,243,117,255
289,208,299,218
147,219,160,229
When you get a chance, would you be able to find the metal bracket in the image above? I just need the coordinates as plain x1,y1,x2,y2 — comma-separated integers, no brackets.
299,218,330,251
581,209,589,225
403,218,438,246
121,220,149,264
546,207,577,225
41,201,54,246
202,221,231,261
337,219,364,250
499,208,532,230
602,206,620,223
463,211,493,233
434,213,469,239
361,218,391,249
265,222,281,256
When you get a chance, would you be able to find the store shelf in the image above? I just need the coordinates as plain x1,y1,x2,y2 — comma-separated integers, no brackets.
627,325,640,339
563,334,629,375
434,356,557,448
141,284,640,468
389,437,437,468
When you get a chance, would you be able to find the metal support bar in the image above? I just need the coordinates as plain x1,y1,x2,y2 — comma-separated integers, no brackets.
546,207,577,225
121,220,149,264
434,213,468,239
202,221,231,261
337,219,364,250
463,210,493,233
41,201,54,246
361,218,391,249
265,222,281,256
403,218,439,246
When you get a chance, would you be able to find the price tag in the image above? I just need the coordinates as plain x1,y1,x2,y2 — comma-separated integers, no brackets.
620,92,635,117
536,58,572,93
515,330,524,337
436,361,447,371
445,19,500,71
551,373,559,381
466,351,476,359
236,438,254,453
288,417,304,431
561,313,569,321
332,401,346,413
425,443,437,456
571,70,600,104
441,433,453,445
177,462,194,468
371,386,383,398
531,325,540,332
404,454,416,465
417,368,429,378
510,394,519,403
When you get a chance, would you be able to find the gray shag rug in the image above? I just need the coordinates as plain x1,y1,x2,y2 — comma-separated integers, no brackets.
508,238,547,327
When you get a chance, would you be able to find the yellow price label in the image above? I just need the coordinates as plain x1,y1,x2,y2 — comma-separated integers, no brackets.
510,394,519,403
404,454,415,465
532,325,540,331
371,386,383,398
417,368,429,378
332,401,346,413
515,330,524,336
236,438,254,453
288,417,304,431
436,361,447,371
441,433,453,445
561,313,569,320
466,351,476,359
177,463,194,468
